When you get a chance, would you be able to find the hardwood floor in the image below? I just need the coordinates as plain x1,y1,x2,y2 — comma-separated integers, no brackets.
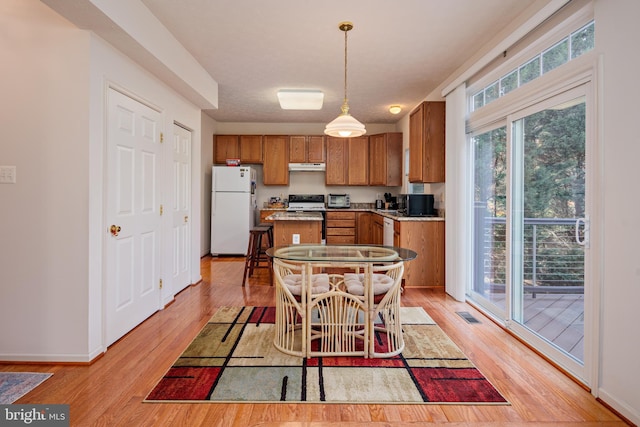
2,256,628,426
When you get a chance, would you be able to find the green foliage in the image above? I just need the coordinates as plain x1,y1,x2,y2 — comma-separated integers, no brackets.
473,100,586,288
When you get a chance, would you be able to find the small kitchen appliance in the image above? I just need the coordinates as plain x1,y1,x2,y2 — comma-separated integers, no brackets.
398,194,435,217
328,193,350,208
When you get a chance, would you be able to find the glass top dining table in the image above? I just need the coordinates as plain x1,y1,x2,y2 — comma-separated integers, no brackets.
266,244,417,264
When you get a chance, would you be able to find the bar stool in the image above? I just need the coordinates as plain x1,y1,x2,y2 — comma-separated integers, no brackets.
242,224,273,286
258,222,274,251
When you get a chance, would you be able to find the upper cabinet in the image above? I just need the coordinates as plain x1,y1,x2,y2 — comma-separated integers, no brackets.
289,136,325,163
325,136,368,186
263,135,289,185
214,135,240,164
369,132,403,186
325,137,348,185
348,136,369,185
214,135,263,164
215,132,403,187
239,135,263,163
409,101,445,183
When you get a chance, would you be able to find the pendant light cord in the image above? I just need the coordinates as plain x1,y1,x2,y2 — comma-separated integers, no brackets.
340,22,352,115
343,27,348,106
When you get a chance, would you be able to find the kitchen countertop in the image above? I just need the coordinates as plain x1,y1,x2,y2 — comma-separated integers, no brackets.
265,211,323,221
261,207,444,222
364,209,444,222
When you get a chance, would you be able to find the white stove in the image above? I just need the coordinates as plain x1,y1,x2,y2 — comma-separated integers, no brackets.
287,194,326,243
287,194,326,212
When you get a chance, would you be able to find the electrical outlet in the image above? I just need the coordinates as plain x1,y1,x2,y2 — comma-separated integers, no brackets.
0,166,16,184
292,234,300,244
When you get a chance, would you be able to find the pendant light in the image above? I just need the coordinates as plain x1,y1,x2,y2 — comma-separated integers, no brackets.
324,22,366,138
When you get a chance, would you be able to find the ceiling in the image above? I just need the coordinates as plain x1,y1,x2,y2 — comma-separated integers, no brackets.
51,0,542,124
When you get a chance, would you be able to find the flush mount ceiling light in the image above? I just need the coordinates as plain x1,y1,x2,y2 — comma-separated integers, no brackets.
324,21,366,138
389,105,402,115
277,89,324,110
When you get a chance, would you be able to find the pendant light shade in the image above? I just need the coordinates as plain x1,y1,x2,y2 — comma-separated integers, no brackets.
325,22,366,138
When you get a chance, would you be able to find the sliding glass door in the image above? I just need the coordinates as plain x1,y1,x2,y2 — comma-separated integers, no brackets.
470,85,590,382
471,126,508,316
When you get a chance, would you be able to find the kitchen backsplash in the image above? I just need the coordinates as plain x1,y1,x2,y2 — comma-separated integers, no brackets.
251,164,445,212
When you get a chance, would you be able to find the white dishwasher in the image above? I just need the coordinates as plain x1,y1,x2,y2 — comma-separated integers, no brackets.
383,217,395,246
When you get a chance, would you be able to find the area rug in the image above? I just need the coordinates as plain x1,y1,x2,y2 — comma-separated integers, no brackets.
145,306,508,404
0,372,52,404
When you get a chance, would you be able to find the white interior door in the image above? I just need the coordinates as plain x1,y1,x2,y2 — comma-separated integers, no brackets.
105,88,162,346
171,123,191,294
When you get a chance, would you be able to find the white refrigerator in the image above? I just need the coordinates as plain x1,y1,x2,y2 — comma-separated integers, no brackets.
210,166,257,255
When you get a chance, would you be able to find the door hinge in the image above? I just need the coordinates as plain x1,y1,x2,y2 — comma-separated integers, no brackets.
160,204,163,216
160,132,164,143
159,278,163,289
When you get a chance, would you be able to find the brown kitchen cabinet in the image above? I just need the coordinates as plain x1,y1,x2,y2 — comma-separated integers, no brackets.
409,101,445,183
289,136,325,163
273,220,322,246
326,211,356,244
348,136,369,185
397,220,445,287
263,135,289,185
239,135,263,163
325,136,368,185
394,220,401,247
369,132,403,186
214,135,240,164
356,212,372,244
325,137,348,185
214,135,263,164
371,214,384,245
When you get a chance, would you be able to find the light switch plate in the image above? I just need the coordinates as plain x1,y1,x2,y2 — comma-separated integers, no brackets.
292,234,300,244
0,166,16,184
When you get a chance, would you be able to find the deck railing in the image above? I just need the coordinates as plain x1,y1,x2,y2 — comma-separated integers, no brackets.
474,215,584,296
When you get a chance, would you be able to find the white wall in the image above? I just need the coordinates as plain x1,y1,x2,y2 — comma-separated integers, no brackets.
0,0,92,359
0,0,203,361
88,29,203,355
594,0,640,422
201,113,217,256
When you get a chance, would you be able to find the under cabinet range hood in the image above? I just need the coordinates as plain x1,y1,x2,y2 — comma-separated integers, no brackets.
288,162,326,172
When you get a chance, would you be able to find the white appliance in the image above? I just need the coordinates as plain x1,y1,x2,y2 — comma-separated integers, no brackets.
383,217,395,246
211,166,256,255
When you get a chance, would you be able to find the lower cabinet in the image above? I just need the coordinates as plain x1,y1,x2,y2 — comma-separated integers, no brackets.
363,213,445,288
356,212,372,244
325,211,445,288
326,211,356,244
372,215,384,245
396,220,445,288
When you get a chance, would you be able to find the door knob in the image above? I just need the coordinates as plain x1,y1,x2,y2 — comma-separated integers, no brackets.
110,225,121,236
184,215,189,223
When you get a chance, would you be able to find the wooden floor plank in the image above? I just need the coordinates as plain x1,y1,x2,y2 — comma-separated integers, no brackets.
0,256,628,426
